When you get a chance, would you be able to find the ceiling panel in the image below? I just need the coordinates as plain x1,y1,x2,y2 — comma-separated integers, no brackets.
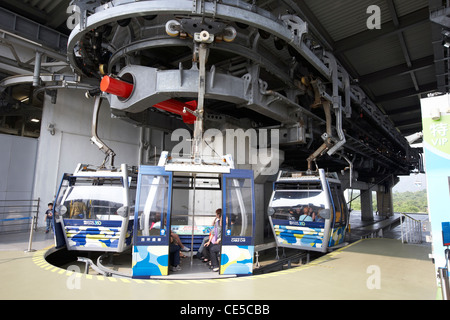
304,0,392,42
343,35,407,76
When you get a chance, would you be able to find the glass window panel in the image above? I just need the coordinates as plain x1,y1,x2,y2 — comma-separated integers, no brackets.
330,186,342,225
270,189,327,224
337,186,348,226
137,175,169,236
55,177,126,220
226,178,253,237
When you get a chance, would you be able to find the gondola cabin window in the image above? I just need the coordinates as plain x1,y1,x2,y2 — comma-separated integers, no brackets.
269,184,327,227
329,184,347,227
56,177,130,220
225,177,254,237
137,174,170,237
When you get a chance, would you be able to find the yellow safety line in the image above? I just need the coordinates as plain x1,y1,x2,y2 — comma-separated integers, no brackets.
32,240,366,286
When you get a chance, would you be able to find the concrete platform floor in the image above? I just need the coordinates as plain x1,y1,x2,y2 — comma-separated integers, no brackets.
0,232,439,300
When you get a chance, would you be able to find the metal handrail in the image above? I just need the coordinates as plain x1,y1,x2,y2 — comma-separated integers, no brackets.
401,212,421,222
400,212,423,244
0,198,40,233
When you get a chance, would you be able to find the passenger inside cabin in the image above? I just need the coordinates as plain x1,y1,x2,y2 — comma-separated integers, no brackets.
298,206,313,222
291,207,302,220
149,211,162,235
308,207,317,221
315,209,325,222
169,234,181,272
149,211,190,251
70,200,87,219
203,209,222,272
171,232,190,253
197,209,222,261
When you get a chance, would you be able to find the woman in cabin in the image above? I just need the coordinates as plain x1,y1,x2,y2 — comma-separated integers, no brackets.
203,209,222,272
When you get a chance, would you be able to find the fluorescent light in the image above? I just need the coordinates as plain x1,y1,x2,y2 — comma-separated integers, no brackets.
30,118,40,123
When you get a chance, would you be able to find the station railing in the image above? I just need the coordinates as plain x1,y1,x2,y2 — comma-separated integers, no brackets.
0,199,40,234
400,213,423,244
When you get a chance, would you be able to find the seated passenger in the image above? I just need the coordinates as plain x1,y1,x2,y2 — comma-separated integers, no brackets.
70,200,87,219
195,235,210,259
149,211,162,235
170,232,190,253
203,209,222,272
150,212,190,253
298,206,313,222
315,209,325,222
292,207,302,220
169,235,181,272
309,207,317,221
199,209,221,261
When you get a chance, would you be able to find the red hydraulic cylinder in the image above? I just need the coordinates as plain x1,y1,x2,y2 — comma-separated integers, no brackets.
100,75,197,124
154,99,197,124
100,75,134,99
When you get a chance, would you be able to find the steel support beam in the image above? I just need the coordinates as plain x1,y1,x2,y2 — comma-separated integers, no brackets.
358,56,434,84
0,7,68,54
375,82,437,103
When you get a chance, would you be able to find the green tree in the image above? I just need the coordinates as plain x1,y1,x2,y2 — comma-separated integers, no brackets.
347,189,428,213
392,189,428,213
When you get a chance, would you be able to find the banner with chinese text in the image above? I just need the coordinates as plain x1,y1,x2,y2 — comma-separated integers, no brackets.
421,94,450,274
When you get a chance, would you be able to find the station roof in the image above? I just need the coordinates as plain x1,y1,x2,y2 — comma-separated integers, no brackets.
283,0,438,137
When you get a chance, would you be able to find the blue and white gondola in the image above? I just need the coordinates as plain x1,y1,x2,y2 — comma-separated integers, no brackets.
268,169,349,253
53,163,137,253
131,152,256,278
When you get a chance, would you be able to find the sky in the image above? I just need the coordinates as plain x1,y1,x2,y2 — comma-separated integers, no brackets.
392,173,427,193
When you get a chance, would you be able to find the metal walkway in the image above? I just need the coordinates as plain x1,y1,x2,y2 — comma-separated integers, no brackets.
0,227,438,300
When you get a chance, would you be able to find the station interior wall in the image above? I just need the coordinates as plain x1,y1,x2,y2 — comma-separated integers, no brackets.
0,134,37,202
0,134,38,231
32,88,140,228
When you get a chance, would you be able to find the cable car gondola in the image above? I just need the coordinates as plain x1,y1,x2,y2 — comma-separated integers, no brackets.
131,152,256,278
268,169,349,253
53,163,137,253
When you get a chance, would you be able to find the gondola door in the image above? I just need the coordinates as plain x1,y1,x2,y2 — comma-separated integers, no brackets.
327,182,349,248
132,165,173,278
221,169,256,275
53,173,71,249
